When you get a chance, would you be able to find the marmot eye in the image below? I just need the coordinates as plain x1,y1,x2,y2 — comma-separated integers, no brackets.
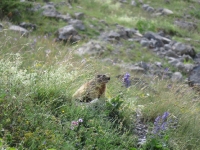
102,75,106,77
97,75,101,78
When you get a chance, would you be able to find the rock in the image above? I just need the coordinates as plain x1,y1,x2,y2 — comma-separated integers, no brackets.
175,62,194,73
120,64,146,74
19,22,37,30
131,0,137,6
164,44,171,50
142,4,149,10
140,39,150,47
108,31,120,40
9,25,29,36
56,14,71,21
117,27,139,39
165,50,179,58
180,55,193,63
168,57,180,66
75,40,105,56
68,19,85,30
171,72,183,82
155,62,162,67
161,8,173,15
174,20,197,31
138,0,144,4
146,6,155,13
42,4,60,17
56,25,81,42
142,4,154,13
74,12,84,19
188,65,200,87
172,42,196,58
138,61,149,71
194,52,200,64
143,32,164,47
184,64,194,73
0,23,3,31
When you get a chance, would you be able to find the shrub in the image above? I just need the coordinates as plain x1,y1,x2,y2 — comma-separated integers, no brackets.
0,0,32,23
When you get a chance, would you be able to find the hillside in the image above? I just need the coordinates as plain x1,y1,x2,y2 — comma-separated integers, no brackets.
1,0,200,149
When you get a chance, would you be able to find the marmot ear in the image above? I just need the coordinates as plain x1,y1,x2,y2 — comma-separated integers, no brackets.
97,75,102,78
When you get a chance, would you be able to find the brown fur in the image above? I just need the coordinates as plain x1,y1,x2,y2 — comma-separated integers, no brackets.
72,75,110,102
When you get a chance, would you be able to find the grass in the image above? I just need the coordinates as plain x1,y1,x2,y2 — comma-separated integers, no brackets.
1,0,200,149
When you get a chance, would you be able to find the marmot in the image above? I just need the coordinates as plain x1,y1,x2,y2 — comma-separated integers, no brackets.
72,74,110,102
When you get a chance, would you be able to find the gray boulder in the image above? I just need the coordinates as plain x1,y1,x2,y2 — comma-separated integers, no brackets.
175,62,194,73
188,65,200,87
131,0,137,6
142,4,155,13
42,4,60,17
172,42,196,58
146,7,155,13
117,27,138,39
19,22,37,30
56,14,71,22
108,31,121,40
56,25,81,42
75,40,105,56
74,12,84,19
142,4,150,10
171,72,182,82
165,50,179,58
68,19,85,30
0,23,3,31
9,25,29,36
143,32,164,47
174,20,197,31
140,39,150,47
162,8,173,15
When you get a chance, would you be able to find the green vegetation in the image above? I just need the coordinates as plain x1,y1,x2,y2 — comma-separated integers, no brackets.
1,0,200,149
0,0,33,23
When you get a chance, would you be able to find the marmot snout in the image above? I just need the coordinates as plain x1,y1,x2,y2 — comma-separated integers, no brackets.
72,74,110,102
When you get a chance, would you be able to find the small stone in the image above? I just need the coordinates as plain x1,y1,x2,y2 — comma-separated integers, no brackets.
171,72,183,82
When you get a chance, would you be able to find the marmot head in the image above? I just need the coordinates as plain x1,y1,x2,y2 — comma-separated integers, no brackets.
96,74,110,83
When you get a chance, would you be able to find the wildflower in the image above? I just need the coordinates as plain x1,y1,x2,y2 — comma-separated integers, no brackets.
153,112,170,135
62,110,65,113
164,68,169,72
78,118,83,123
71,121,79,126
123,73,131,88
162,112,169,121
160,122,167,130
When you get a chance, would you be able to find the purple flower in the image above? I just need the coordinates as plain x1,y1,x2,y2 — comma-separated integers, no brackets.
78,118,83,123
71,121,79,126
164,68,169,72
153,112,170,135
154,116,161,125
162,112,169,121
123,73,131,88
160,122,167,130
